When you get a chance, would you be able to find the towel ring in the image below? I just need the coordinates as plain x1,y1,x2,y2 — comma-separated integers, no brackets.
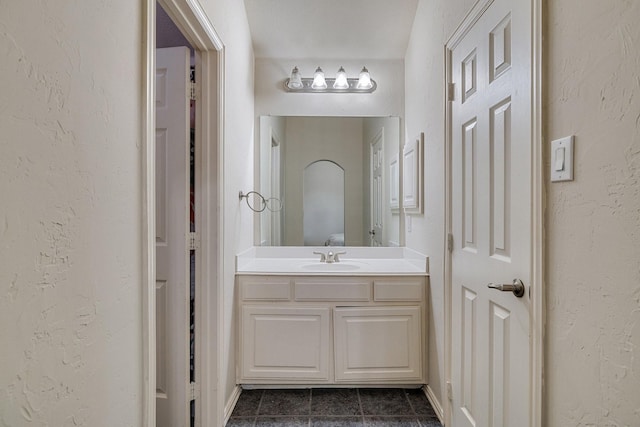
239,191,267,212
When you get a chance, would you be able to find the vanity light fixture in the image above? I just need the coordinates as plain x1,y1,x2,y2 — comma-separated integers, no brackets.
288,66,303,89
333,67,349,89
285,66,377,93
311,67,327,89
356,66,373,90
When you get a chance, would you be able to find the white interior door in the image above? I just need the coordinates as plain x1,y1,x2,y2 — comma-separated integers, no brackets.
155,46,190,427
270,139,282,245
450,0,532,425
370,131,384,246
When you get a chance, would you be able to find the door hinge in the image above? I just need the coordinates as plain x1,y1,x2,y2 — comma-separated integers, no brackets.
188,232,199,251
447,233,454,252
189,381,199,401
447,82,455,102
190,81,197,101
447,381,453,401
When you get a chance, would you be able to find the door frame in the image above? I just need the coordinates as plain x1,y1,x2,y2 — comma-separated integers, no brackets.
270,133,282,246
142,1,225,426
443,0,543,426
369,128,384,247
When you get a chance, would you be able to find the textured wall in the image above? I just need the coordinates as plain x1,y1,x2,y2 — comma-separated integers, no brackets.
0,0,257,424
0,1,143,425
545,1,640,424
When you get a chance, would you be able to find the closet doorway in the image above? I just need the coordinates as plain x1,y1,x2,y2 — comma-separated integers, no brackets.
143,1,225,426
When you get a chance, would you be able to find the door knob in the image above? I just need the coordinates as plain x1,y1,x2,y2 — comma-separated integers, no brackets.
487,279,525,298
369,230,376,236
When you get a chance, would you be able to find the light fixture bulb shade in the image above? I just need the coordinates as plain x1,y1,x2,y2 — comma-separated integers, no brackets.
311,66,327,89
333,66,349,89
356,66,372,90
288,66,303,89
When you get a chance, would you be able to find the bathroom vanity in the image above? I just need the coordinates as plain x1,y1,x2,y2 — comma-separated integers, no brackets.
235,247,429,386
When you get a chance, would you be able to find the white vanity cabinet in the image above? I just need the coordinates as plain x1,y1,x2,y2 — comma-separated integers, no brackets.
237,275,427,385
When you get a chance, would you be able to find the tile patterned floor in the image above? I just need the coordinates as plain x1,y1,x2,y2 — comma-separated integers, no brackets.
227,388,442,427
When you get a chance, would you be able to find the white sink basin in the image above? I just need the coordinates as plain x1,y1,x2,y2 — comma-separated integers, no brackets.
301,262,363,271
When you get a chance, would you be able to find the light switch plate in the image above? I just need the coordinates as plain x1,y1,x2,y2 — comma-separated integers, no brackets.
550,136,574,182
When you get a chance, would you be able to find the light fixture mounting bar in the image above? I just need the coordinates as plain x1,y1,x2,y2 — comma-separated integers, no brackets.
284,78,377,93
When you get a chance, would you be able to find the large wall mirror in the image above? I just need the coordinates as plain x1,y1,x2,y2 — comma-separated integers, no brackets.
257,115,402,247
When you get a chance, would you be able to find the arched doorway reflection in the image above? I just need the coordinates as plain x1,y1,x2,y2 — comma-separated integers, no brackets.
303,160,345,246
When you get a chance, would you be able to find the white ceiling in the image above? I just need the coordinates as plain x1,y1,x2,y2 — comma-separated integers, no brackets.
243,0,419,60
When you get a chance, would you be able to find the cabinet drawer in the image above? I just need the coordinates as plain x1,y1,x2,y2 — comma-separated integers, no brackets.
240,277,291,301
374,278,424,302
294,278,371,301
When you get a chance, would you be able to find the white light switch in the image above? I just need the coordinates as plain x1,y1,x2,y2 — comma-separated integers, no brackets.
551,136,574,182
554,147,565,171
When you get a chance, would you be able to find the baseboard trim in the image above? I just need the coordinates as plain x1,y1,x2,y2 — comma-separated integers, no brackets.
223,385,242,425
424,384,444,425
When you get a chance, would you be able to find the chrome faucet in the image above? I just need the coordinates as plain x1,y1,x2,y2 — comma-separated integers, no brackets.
313,250,347,263
326,251,346,263
313,251,326,262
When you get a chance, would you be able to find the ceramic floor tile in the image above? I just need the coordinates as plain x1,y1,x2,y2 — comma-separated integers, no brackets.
311,388,361,416
417,417,442,427
258,389,311,416
254,416,310,426
310,416,365,426
358,389,413,416
232,389,264,417
226,416,256,427
363,416,420,426
230,389,442,427
403,389,437,417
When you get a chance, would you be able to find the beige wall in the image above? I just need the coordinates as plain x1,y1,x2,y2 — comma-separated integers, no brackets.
544,1,640,425
404,0,476,410
199,0,256,411
405,0,640,423
0,0,256,424
0,1,144,424
4,0,639,424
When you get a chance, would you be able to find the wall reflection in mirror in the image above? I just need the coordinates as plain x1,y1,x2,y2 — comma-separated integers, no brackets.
258,116,402,247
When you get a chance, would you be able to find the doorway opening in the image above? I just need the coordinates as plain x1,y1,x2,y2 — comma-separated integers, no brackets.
303,160,345,246
155,5,196,426
143,1,225,426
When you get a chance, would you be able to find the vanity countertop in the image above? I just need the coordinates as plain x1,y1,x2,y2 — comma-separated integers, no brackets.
236,246,429,276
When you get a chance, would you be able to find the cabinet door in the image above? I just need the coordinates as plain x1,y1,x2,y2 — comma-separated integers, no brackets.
241,306,330,381
334,306,422,382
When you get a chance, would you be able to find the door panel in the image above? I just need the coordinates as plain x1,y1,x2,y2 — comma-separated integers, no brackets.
450,0,532,425
155,46,190,427
240,306,330,380
334,306,422,382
